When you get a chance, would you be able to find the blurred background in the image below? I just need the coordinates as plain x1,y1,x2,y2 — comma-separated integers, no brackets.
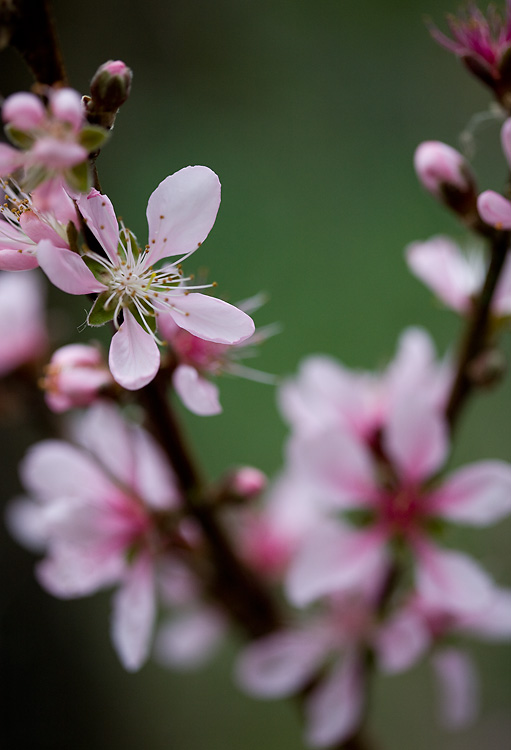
1,0,511,747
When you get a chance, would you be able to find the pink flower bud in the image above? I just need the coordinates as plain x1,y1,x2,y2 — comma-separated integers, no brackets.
414,141,474,199
42,343,113,412
231,467,268,499
90,59,133,111
2,92,45,130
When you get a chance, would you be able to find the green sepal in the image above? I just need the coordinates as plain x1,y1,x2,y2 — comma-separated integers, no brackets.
23,165,48,192
87,291,116,327
83,254,108,279
79,125,109,152
4,124,35,149
129,303,157,334
65,161,91,192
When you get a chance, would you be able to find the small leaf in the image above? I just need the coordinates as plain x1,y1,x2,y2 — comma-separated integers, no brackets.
87,291,116,326
79,125,109,152
83,254,108,279
65,161,91,192
4,125,34,149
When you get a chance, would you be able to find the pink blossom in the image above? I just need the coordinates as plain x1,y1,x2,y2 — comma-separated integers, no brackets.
0,179,75,270
283,391,511,614
237,583,394,747
37,166,255,390
0,270,48,375
42,343,113,412
429,2,511,94
406,235,511,316
7,401,182,671
158,292,276,415
1,87,107,206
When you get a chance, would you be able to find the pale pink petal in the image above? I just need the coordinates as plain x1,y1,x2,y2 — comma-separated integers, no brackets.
0,143,24,174
5,497,49,552
376,609,430,673
477,190,511,229
20,210,68,247
2,91,45,129
0,247,38,270
145,166,221,263
20,439,117,504
172,364,221,416
385,326,452,411
306,650,365,748
286,523,388,606
73,401,136,487
501,118,511,170
236,627,330,697
29,137,87,169
385,393,448,483
131,424,181,509
460,588,511,640
37,239,107,294
49,88,84,131
416,543,494,615
155,608,225,670
76,189,120,263
108,310,160,390
166,294,254,344
288,430,378,510
428,461,511,525
405,236,480,313
432,648,478,730
111,554,156,671
37,543,123,597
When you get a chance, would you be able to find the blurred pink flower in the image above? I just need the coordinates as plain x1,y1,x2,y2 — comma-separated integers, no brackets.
406,235,511,316
429,2,511,95
7,401,182,671
42,343,113,412
283,390,511,614
0,87,106,209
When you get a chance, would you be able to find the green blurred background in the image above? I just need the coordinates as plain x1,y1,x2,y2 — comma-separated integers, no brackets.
1,0,511,747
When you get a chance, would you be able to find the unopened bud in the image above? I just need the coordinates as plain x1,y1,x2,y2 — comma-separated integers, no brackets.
230,467,267,499
90,60,132,114
414,141,478,218
42,344,113,412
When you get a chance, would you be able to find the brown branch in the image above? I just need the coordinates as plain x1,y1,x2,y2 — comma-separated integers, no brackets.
140,372,282,638
445,229,510,429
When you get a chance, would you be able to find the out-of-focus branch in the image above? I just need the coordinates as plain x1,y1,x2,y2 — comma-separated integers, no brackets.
140,372,282,639
0,0,67,85
446,229,510,429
